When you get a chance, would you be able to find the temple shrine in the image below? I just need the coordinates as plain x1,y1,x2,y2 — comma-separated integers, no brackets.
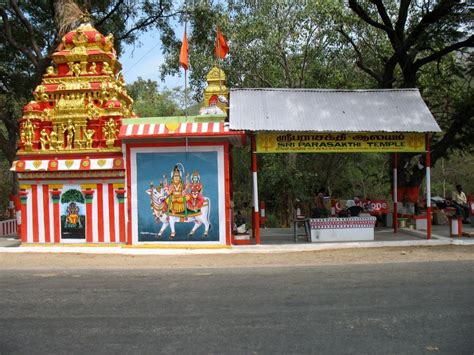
11,20,244,245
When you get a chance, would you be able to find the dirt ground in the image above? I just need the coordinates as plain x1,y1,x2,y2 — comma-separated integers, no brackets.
0,245,473,270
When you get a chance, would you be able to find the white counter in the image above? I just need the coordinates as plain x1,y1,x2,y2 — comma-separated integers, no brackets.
310,217,376,242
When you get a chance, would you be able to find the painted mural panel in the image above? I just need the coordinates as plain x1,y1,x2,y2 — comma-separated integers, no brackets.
60,186,86,239
136,151,220,242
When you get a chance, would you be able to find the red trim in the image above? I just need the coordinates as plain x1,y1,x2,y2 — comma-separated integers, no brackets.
31,185,39,243
119,194,126,243
97,184,104,243
53,195,60,243
85,203,93,242
121,132,245,139
43,185,51,243
126,144,133,245
17,152,123,160
20,191,28,243
224,143,231,246
125,141,235,148
125,141,231,245
108,184,116,243
17,175,124,181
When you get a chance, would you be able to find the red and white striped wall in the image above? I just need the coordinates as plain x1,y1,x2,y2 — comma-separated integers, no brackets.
0,219,17,237
19,181,126,244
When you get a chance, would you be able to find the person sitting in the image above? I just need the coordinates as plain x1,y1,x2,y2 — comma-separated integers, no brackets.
234,210,247,234
452,184,470,223
311,188,329,218
347,205,364,217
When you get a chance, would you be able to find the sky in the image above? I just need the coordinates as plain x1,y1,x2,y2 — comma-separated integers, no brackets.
119,26,186,90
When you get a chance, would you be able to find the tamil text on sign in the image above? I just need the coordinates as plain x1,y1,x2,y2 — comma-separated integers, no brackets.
256,132,426,153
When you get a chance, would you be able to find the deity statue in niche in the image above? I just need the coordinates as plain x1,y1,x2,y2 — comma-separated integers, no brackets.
22,118,35,150
39,129,50,150
62,119,76,149
102,118,118,148
102,62,113,75
49,130,59,150
89,62,97,74
68,62,81,77
84,128,95,149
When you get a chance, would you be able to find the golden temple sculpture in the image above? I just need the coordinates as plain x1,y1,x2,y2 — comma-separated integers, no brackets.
201,66,229,114
17,19,136,155
39,129,50,150
84,129,95,149
62,119,76,149
102,118,118,148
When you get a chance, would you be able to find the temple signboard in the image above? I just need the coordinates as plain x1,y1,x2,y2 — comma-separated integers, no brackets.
256,132,426,153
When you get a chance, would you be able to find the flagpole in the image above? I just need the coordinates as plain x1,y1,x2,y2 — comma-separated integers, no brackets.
184,4,188,118
216,26,222,93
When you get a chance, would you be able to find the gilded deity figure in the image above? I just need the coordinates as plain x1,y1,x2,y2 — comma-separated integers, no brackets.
89,62,97,74
84,128,95,149
102,118,118,148
39,129,50,150
49,130,59,150
102,61,113,75
22,118,36,150
68,62,81,76
62,119,76,149
46,65,56,76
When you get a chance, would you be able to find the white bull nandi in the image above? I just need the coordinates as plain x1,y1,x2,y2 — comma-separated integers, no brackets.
145,184,211,239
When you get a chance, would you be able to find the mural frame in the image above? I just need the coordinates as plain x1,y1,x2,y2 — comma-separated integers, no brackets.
128,143,230,245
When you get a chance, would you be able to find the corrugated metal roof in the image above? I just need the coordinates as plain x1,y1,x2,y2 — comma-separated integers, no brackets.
229,88,441,132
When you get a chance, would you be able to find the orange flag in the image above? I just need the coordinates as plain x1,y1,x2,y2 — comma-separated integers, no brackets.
215,27,229,59
179,31,189,70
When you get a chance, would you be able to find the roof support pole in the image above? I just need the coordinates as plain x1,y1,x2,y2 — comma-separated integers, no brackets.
251,133,260,244
393,153,398,234
426,134,432,240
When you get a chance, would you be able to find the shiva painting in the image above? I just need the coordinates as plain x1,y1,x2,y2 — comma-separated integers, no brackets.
132,146,225,243
60,186,86,239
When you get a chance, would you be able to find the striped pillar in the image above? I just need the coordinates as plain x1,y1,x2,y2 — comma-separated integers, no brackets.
115,187,126,243
19,189,29,243
82,189,95,243
50,189,62,243
251,133,260,244
31,185,39,243
108,184,116,243
224,144,231,245
426,134,432,240
97,184,104,243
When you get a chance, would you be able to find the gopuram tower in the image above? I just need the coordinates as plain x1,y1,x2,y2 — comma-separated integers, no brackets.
11,18,134,244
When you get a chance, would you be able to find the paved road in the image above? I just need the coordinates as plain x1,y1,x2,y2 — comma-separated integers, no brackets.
0,261,473,354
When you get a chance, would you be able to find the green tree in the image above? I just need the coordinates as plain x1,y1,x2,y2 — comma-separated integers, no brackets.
127,78,182,117
341,0,474,187
60,189,85,204
0,0,180,164
160,1,380,224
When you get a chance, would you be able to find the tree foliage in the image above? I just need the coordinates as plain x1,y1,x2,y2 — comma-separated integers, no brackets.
341,0,473,186
127,78,182,117
0,0,180,164
60,189,85,204
0,0,472,223
158,0,473,224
